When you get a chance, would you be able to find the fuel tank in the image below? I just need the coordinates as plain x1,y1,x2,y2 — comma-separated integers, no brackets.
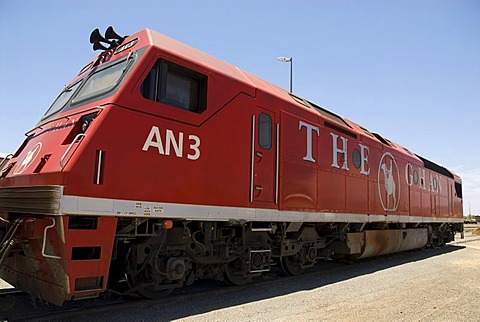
329,228,428,259
359,229,428,259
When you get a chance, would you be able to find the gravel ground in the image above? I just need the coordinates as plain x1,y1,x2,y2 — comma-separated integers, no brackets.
1,235,479,321
172,241,480,322
74,239,480,321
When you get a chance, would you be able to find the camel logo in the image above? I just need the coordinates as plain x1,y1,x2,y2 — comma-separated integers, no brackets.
377,152,400,211
13,142,42,175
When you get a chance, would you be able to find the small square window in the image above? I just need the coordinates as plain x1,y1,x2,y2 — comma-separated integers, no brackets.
141,59,207,113
164,70,199,111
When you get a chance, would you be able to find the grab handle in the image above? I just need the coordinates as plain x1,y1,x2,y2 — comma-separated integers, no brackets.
42,218,61,259
60,133,85,169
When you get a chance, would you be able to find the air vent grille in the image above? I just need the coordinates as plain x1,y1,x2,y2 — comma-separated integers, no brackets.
0,185,63,214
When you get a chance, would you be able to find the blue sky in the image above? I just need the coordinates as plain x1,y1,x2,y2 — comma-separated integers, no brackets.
0,0,479,214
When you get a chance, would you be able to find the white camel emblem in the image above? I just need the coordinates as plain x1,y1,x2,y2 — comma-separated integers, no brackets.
381,160,396,210
13,143,42,175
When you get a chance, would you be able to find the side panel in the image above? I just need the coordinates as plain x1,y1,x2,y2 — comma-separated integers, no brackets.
280,111,318,211
63,216,117,300
64,94,261,209
251,109,276,203
278,105,460,221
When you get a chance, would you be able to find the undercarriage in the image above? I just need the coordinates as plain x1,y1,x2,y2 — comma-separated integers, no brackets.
105,218,463,298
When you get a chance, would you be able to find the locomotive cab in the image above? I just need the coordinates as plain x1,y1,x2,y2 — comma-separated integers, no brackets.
0,27,267,304
0,30,145,305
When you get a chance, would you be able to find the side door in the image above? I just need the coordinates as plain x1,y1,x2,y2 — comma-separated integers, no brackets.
250,109,278,204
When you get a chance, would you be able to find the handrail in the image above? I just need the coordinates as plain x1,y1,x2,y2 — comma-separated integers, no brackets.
250,115,256,203
275,123,280,204
60,133,85,169
41,218,61,259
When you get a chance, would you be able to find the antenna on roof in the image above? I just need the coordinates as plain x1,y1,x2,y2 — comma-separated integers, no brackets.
89,26,128,51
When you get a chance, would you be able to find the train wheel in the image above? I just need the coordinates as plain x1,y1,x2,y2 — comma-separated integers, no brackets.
124,246,176,298
224,258,253,285
434,235,446,248
280,255,304,276
125,267,174,298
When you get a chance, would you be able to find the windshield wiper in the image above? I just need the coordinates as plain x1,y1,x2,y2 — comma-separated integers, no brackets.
63,84,74,92
121,51,136,74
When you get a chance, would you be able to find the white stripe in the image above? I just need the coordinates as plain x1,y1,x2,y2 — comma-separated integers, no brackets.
60,195,464,224
96,150,103,184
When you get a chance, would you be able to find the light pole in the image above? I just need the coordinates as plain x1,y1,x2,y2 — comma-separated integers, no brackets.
277,56,293,93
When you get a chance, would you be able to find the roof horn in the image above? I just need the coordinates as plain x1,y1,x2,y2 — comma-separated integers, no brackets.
90,28,109,51
90,27,127,51
106,26,126,43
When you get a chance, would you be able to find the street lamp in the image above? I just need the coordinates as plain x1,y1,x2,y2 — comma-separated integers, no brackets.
277,56,293,93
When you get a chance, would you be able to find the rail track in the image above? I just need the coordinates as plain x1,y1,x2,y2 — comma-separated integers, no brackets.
0,288,23,297
1,237,478,321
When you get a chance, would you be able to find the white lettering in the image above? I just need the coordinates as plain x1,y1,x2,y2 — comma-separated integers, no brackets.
419,168,426,190
429,173,441,193
331,133,349,170
142,126,165,154
142,126,200,161
359,144,370,175
405,163,413,186
165,130,183,157
299,121,319,163
187,135,201,160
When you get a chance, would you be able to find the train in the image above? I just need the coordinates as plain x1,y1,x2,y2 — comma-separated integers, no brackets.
0,27,463,306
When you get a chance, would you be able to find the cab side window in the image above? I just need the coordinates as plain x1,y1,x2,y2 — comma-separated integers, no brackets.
258,113,272,150
141,59,207,113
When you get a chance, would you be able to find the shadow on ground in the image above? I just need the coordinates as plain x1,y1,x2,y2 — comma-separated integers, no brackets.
0,244,468,320
135,244,466,321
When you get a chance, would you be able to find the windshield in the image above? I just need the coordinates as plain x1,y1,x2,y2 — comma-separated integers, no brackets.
72,59,129,103
42,81,82,119
37,48,142,125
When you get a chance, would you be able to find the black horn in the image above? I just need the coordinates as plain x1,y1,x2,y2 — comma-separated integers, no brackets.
90,28,107,44
93,41,109,51
105,26,123,41
90,27,125,51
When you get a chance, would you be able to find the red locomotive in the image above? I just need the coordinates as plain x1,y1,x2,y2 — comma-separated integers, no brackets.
0,27,463,305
